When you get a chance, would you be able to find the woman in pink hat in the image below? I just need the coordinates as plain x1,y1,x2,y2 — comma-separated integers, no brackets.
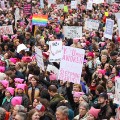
2,87,14,112
15,84,29,109
0,80,9,106
87,107,100,120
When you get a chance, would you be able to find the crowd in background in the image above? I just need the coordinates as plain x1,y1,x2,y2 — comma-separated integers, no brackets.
0,0,120,120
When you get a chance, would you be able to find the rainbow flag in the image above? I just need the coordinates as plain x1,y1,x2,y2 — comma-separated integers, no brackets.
32,14,48,26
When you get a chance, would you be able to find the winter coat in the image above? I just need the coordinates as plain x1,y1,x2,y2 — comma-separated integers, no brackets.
2,97,13,112
74,113,88,120
28,84,43,103
16,94,29,108
49,94,64,112
0,91,5,106
98,104,112,120
66,86,79,116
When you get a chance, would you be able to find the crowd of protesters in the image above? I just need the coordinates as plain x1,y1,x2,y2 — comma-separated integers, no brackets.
0,0,120,120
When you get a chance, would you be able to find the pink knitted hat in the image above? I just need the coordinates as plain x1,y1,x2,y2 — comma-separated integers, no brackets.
55,28,60,33
73,92,85,98
2,35,9,41
9,58,18,64
87,52,94,58
14,78,24,83
49,73,57,81
73,38,79,43
16,84,26,90
11,96,22,106
6,87,14,96
88,107,100,119
22,56,32,63
0,66,5,73
98,69,106,75
0,80,9,88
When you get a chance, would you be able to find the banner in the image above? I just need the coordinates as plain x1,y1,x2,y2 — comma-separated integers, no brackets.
87,2,93,10
23,0,32,15
63,26,82,39
35,47,44,71
104,19,114,39
49,41,62,62
71,1,77,9
0,25,13,35
85,19,100,30
32,14,48,26
57,4,64,10
58,46,85,84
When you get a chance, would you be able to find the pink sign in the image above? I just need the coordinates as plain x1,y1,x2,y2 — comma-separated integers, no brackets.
58,46,85,84
0,25,13,35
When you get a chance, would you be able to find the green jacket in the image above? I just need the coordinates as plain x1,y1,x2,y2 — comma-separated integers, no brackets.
50,94,64,112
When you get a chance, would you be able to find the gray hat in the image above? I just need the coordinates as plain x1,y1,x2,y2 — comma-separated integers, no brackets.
79,102,89,110
82,95,89,103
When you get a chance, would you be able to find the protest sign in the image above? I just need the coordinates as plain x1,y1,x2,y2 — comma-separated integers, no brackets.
35,47,44,71
118,19,120,36
0,25,13,35
40,0,44,8
105,12,109,17
115,13,120,21
87,2,93,10
49,41,62,62
48,0,56,4
47,64,59,76
64,6,68,12
23,0,32,15
71,1,77,9
104,19,114,39
88,0,104,4
63,26,82,39
76,0,81,4
85,19,100,30
57,4,64,10
15,7,20,28
58,46,85,84
114,77,120,105
32,14,48,26
1,0,5,9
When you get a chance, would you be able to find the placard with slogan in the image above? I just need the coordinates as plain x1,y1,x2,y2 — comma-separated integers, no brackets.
0,25,13,35
57,4,64,10
85,19,100,30
23,0,32,15
49,41,62,62
104,19,114,39
58,46,85,84
87,2,93,10
71,1,77,9
35,47,44,71
63,26,82,39
114,77,120,105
